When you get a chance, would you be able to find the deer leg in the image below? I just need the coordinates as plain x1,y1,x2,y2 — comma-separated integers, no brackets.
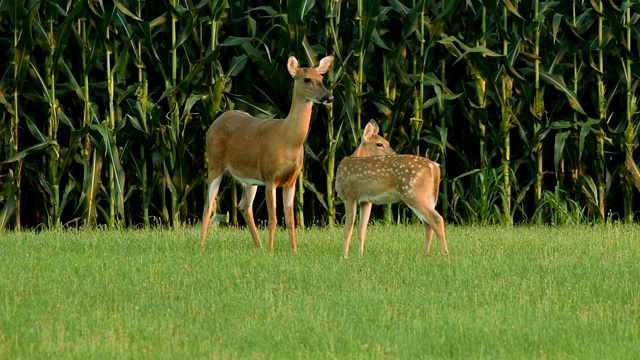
265,183,278,253
423,222,435,256
282,185,298,253
200,174,222,246
238,185,262,248
428,209,449,256
357,202,373,257
343,199,357,258
407,202,448,256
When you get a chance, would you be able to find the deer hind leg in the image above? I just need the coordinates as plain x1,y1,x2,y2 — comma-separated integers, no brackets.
342,198,357,258
406,201,448,256
423,222,435,256
239,184,262,248
265,183,278,253
357,202,373,257
282,185,298,253
200,174,222,246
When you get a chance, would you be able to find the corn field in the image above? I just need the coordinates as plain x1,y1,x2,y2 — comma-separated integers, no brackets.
1,0,639,230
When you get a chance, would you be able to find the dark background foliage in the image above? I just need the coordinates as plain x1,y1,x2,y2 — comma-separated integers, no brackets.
1,0,639,230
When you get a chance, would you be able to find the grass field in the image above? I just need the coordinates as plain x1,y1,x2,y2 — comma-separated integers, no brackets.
1,224,639,359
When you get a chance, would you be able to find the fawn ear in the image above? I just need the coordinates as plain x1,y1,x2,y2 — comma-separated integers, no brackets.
362,120,379,142
315,55,334,75
287,56,299,77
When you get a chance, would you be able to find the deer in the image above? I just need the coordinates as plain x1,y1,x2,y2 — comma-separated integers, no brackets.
200,55,334,252
335,120,449,258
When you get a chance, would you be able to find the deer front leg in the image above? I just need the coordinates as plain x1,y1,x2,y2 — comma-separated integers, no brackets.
239,184,262,248
265,183,278,253
343,199,357,258
357,202,373,257
200,175,222,246
282,185,298,253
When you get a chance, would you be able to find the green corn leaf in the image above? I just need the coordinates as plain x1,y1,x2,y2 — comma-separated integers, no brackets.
59,60,85,104
173,10,195,52
303,178,328,211
24,114,46,143
0,170,17,230
114,0,142,21
132,21,169,83
553,131,570,177
501,0,524,20
387,0,410,15
76,143,102,225
240,42,278,90
626,152,640,192
60,128,88,175
521,68,587,115
2,141,53,164
226,55,248,77
400,3,419,39
29,61,52,104
453,168,482,181
436,0,462,21
13,2,37,89
552,13,563,43
220,36,252,46
580,175,599,206
286,0,312,54
181,94,205,122
88,123,126,216
59,181,76,220
355,0,381,55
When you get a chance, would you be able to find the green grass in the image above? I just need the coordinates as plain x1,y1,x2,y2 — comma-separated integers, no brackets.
1,224,639,359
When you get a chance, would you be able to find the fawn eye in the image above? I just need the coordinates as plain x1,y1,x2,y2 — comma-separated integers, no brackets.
304,78,312,83
376,143,384,148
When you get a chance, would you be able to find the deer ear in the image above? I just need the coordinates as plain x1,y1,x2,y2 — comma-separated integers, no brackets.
315,55,334,75
287,56,299,77
362,120,379,142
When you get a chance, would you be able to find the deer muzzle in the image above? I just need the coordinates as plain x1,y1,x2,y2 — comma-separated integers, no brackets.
320,93,334,105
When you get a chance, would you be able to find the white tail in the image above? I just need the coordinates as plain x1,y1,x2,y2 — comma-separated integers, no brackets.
335,120,449,258
201,55,335,252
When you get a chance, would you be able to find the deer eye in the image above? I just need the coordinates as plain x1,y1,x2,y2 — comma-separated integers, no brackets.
304,78,312,83
376,143,384,148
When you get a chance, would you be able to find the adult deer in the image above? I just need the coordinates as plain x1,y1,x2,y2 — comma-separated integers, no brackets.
335,120,449,258
200,55,334,252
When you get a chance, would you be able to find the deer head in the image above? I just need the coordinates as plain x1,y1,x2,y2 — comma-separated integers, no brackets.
288,55,334,105
351,120,397,157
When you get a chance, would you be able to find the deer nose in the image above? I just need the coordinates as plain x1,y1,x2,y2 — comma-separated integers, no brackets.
321,93,334,104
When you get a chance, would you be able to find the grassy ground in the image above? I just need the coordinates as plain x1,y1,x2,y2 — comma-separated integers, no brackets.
1,224,639,359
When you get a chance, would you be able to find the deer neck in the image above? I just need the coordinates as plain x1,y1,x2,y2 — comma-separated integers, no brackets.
282,93,314,148
350,146,367,157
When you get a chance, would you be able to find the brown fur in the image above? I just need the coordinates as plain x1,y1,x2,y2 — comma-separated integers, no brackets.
200,55,334,252
335,120,449,257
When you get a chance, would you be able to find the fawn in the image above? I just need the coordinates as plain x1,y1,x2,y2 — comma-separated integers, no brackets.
335,120,449,258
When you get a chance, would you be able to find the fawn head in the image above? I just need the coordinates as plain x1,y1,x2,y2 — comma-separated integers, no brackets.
351,120,397,157
288,55,334,105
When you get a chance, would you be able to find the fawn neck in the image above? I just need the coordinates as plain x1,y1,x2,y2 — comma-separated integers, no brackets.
350,146,369,158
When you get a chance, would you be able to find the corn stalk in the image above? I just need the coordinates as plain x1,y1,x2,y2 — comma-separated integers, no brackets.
44,2,60,228
324,0,341,227
622,1,638,221
533,0,544,223
501,4,513,226
595,0,606,220
410,0,426,155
